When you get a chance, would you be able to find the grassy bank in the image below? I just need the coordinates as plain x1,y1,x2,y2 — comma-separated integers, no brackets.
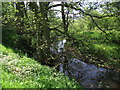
0,44,82,88
68,28,120,70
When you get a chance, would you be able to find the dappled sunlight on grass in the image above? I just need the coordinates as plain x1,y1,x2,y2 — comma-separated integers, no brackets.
72,29,120,69
93,43,119,58
0,44,81,88
92,43,120,69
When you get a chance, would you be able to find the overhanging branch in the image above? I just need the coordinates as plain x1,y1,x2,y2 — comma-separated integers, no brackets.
90,16,107,34
50,27,85,47
64,3,118,18
48,3,118,19
48,4,61,9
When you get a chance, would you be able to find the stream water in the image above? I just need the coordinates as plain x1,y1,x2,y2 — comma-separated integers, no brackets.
52,40,120,88
61,58,119,88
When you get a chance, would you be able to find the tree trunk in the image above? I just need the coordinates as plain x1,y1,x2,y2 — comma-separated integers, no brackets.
36,2,50,64
61,2,67,33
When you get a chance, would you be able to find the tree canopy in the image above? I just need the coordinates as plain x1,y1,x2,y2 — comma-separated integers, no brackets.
2,1,120,69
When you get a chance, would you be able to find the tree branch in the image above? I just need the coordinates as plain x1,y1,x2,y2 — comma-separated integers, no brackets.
90,16,107,34
50,27,85,47
63,3,118,18
48,3,118,18
48,4,61,10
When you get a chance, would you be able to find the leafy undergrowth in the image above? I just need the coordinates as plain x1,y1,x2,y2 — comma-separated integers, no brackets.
0,44,82,88
78,43,120,70
92,43,120,69
70,30,120,70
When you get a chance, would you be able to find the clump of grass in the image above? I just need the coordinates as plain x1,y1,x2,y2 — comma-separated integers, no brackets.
93,43,120,68
0,44,82,88
93,43,120,59
71,30,120,69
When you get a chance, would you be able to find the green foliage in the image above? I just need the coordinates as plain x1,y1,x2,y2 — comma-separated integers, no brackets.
0,84,2,90
0,44,82,88
68,18,120,69
1,2,120,84
91,43,119,59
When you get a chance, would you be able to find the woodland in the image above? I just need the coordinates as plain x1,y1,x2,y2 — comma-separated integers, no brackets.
1,1,120,88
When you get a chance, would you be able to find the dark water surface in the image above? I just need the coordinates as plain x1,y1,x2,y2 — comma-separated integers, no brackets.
59,58,120,88
56,40,120,88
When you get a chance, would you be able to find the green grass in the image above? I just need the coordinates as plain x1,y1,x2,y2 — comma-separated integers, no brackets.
93,43,119,59
92,43,120,68
69,28,120,69
0,44,82,88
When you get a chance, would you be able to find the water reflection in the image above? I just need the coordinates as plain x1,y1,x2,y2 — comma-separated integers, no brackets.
54,40,119,88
